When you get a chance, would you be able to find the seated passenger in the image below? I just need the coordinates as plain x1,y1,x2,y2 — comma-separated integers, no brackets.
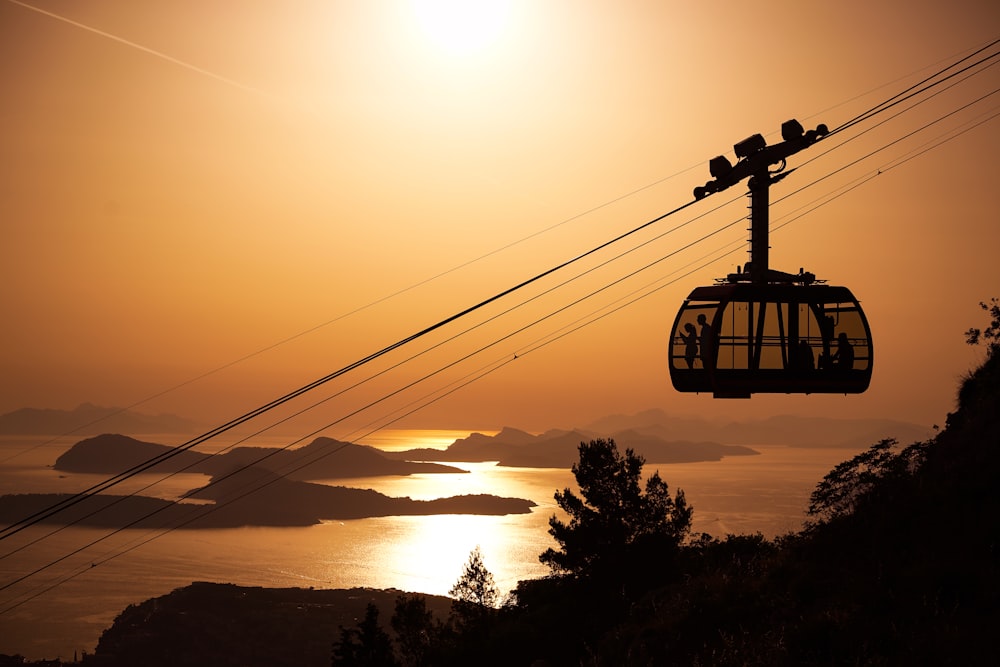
832,332,854,370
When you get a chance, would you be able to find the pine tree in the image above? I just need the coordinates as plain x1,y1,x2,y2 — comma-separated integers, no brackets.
540,438,692,576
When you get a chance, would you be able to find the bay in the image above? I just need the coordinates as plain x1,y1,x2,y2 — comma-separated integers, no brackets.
0,434,854,661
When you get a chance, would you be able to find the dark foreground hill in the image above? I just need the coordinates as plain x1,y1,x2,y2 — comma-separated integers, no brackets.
93,584,453,667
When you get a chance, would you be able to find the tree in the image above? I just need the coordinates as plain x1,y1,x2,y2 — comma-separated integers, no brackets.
805,435,935,528
448,546,499,633
390,593,451,667
449,546,499,609
964,297,1000,356
331,602,397,667
956,297,1000,419
390,594,438,667
540,438,692,577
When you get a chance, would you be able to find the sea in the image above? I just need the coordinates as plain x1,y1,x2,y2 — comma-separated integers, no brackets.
0,431,858,661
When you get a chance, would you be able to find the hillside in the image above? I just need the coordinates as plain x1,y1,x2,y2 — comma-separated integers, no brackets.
92,584,454,667
585,347,1000,665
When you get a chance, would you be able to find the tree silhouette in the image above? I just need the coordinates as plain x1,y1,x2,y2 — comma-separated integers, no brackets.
956,297,1000,421
448,546,499,634
806,437,928,524
390,594,440,667
449,545,499,608
331,602,396,667
964,297,1000,355
540,438,692,577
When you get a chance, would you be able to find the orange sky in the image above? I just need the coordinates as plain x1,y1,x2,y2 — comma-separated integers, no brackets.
1,1,998,436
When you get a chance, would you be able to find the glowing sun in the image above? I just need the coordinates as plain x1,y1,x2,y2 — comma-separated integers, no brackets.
410,0,512,55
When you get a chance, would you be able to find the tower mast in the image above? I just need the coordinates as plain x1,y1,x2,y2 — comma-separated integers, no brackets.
693,119,829,284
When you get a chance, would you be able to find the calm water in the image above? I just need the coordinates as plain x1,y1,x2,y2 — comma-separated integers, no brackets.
0,433,855,660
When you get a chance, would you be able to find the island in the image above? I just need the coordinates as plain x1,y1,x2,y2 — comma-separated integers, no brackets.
0,465,536,529
52,434,469,479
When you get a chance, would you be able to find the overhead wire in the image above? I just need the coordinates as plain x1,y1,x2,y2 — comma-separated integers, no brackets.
19,34,986,470
408,72,1000,397
6,91,992,608
9,47,1000,548
826,38,1000,139
788,86,1000,206
0,193,703,542
6,36,994,472
802,56,1000,173
803,37,1000,125
517,106,1000,365
0,152,704,466
1,188,744,582
774,105,1000,240
2,38,998,613
3,8,991,468
0,207,752,607
0,187,747,571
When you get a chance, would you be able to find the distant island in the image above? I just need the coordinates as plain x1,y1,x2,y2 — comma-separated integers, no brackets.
50,428,761,480
0,423,767,530
0,411,935,532
582,409,934,449
52,434,468,479
0,463,535,528
383,425,759,467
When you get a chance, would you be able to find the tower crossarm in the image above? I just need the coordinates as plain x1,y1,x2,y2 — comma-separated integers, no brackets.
693,119,828,200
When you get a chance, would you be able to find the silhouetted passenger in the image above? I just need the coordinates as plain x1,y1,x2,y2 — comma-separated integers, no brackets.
817,314,836,369
798,340,815,370
680,322,698,369
697,313,715,370
832,332,854,370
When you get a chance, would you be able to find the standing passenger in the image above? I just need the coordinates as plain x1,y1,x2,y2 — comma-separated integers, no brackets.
697,314,715,370
680,322,698,369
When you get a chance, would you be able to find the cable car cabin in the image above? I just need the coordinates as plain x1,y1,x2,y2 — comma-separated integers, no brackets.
669,283,873,398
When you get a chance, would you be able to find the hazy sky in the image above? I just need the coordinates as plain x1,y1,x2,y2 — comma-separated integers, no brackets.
1,1,998,436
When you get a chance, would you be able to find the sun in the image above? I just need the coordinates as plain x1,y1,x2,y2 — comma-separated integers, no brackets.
410,0,512,56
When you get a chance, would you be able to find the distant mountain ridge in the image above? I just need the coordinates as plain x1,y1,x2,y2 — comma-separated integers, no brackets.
0,403,198,435
3,403,933,451
383,425,758,467
378,410,933,467
41,410,923,472
583,409,934,449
